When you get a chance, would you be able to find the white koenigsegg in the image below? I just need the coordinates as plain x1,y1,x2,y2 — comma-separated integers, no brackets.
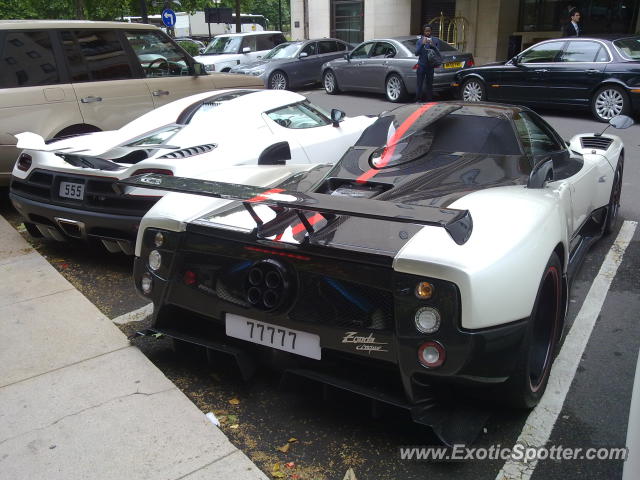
124,102,631,443
9,89,374,254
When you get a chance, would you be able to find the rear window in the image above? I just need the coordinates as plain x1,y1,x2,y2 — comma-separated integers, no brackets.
613,37,640,60
402,38,457,54
0,31,59,88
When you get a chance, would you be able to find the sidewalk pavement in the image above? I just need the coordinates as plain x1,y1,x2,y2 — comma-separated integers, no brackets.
0,214,268,480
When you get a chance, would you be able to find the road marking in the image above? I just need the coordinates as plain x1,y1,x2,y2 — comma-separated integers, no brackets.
112,303,153,325
496,220,638,480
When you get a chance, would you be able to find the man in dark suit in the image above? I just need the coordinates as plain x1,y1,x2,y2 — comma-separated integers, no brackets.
415,24,442,102
562,9,582,37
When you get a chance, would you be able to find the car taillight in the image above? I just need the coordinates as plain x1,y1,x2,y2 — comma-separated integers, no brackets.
466,58,475,67
17,153,32,172
412,63,419,70
130,169,173,177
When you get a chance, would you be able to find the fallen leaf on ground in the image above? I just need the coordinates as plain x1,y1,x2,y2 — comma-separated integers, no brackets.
285,462,295,468
271,463,285,478
16,224,26,233
343,468,357,480
288,437,298,443
276,443,290,453
229,424,239,429
226,414,238,423
228,398,240,405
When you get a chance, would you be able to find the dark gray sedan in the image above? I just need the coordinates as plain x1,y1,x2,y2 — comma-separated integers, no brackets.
230,38,351,90
321,36,474,102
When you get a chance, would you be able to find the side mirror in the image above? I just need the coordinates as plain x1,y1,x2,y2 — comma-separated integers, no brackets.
299,52,308,58
191,62,206,76
610,114,634,129
198,47,205,54
527,157,554,189
258,141,291,165
242,47,251,53
331,108,346,127
343,53,350,62
512,55,520,66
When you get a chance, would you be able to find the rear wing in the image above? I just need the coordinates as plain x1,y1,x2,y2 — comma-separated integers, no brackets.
117,174,473,245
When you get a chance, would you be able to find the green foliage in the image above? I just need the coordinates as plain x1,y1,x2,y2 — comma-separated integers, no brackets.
1,0,290,31
176,39,200,56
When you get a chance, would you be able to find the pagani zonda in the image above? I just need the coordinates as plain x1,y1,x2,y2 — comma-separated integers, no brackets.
124,102,629,443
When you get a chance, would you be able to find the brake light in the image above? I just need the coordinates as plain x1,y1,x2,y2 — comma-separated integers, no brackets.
412,63,419,70
466,58,475,67
131,169,173,177
244,246,310,261
17,153,32,172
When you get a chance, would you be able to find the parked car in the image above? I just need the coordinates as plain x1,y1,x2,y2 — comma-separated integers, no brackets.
194,31,287,72
321,36,474,102
9,89,375,254
230,39,351,90
0,20,263,188
175,37,207,55
123,102,630,444
455,35,640,122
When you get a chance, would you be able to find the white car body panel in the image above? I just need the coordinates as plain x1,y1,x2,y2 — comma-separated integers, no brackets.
134,128,624,331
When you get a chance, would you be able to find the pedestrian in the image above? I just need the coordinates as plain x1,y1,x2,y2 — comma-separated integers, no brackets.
562,8,582,37
415,24,442,102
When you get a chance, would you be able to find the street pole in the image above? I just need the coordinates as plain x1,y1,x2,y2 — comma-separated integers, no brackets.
235,0,241,33
278,0,282,32
140,0,149,23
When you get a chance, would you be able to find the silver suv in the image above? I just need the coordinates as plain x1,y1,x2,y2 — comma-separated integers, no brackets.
0,20,263,186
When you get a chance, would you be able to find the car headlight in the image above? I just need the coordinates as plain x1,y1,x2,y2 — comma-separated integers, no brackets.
204,64,215,72
149,250,162,271
415,307,441,334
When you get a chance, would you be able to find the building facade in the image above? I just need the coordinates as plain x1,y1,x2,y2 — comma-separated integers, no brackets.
290,0,640,65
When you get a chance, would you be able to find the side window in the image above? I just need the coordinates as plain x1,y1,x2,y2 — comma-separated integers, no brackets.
0,31,59,88
561,41,611,62
301,42,317,56
350,42,374,59
267,102,330,129
256,34,275,51
274,34,287,46
318,41,337,54
72,30,134,81
519,41,565,63
336,41,348,51
125,31,190,78
371,42,396,58
514,112,562,156
242,35,257,52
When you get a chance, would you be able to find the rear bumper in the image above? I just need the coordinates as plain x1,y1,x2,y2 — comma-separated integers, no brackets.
10,192,144,253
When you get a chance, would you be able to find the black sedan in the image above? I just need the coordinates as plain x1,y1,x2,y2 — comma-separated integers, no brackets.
455,35,640,122
230,39,351,90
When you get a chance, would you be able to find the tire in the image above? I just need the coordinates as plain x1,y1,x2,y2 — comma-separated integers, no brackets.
502,252,564,408
385,73,407,103
461,78,486,102
323,70,340,94
591,85,630,122
604,156,623,235
269,70,288,90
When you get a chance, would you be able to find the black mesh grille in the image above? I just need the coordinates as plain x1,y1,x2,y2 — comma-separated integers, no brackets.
158,144,217,159
289,275,394,332
580,136,613,150
11,169,158,216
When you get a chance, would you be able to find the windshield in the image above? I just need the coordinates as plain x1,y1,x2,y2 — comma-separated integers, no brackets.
264,42,302,59
613,37,640,60
203,36,241,54
402,38,458,54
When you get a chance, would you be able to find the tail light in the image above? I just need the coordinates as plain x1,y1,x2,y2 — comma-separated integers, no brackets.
418,341,446,368
130,168,173,177
17,153,32,172
466,58,475,68
412,63,419,70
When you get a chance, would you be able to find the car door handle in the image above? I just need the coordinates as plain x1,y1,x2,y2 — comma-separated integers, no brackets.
586,69,599,74
533,69,549,73
152,90,170,96
80,96,102,103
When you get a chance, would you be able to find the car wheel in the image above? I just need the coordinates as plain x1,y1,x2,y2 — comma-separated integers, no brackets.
461,78,485,102
385,74,407,103
323,70,340,94
269,71,289,90
604,156,623,235
591,85,629,122
503,252,563,408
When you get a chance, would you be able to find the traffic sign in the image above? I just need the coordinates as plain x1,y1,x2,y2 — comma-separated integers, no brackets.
162,9,177,28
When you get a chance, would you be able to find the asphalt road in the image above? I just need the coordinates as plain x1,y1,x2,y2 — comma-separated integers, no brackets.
1,89,638,480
